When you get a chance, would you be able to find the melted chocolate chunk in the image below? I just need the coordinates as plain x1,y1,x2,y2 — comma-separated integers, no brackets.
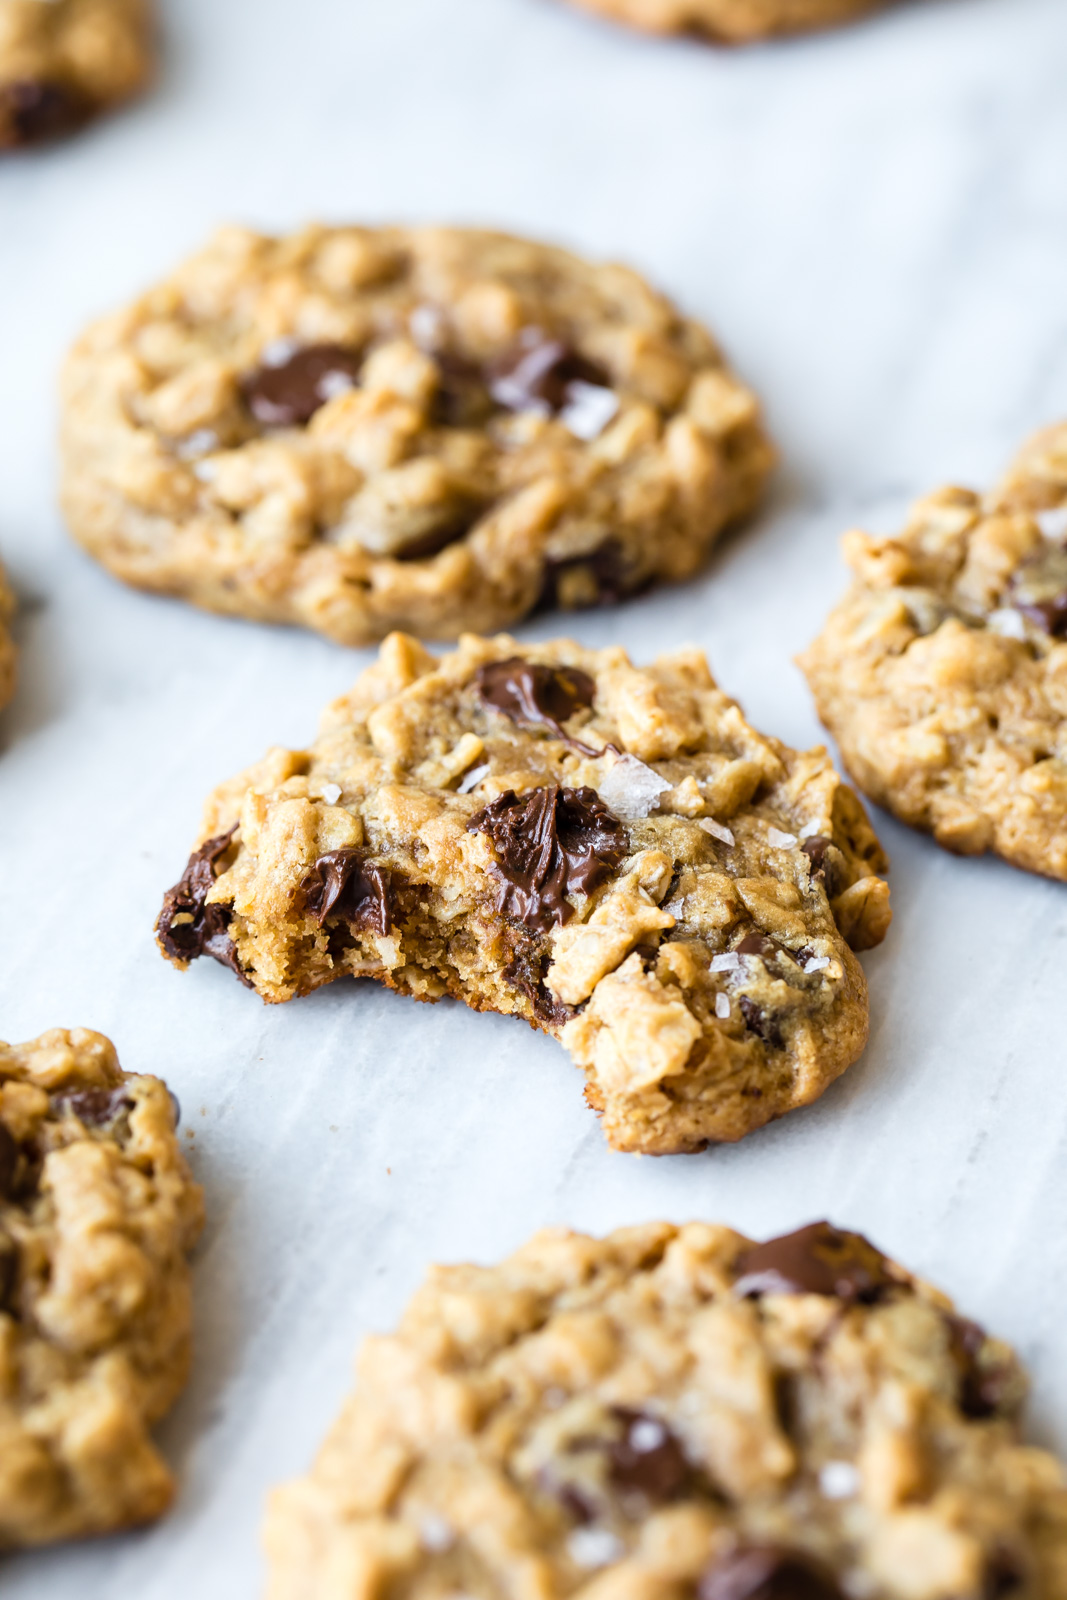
156,826,252,987
737,932,801,967
0,1232,17,1314
489,332,610,416
302,848,393,937
1,79,89,146
1009,545,1067,636
475,657,596,739
700,1547,843,1600
739,996,783,1049
984,1550,1025,1599
469,786,627,933
609,1409,690,1503
540,539,646,611
52,1086,133,1128
503,943,574,1028
0,1125,17,1200
800,835,842,897
243,343,363,427
734,1222,897,1304
947,1316,1015,1420
431,351,492,427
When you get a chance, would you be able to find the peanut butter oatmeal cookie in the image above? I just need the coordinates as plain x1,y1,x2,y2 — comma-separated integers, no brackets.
0,0,152,149
61,225,773,645
264,1220,1067,1600
799,424,1067,880
563,0,883,43
0,1028,203,1549
155,633,889,1154
0,560,15,713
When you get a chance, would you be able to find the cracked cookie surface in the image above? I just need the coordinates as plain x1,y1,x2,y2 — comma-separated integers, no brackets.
0,1028,203,1549
562,0,884,43
61,225,773,645
263,1220,1067,1600
0,0,152,149
0,560,15,712
799,423,1067,880
156,632,889,1154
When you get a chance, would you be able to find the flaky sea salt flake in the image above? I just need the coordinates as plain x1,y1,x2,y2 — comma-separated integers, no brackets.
767,826,798,849
458,764,490,794
699,818,735,846
321,783,342,805
561,381,619,442
715,993,731,1020
711,953,741,973
597,754,672,822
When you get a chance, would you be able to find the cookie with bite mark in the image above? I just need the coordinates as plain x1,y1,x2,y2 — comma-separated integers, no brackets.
155,633,890,1154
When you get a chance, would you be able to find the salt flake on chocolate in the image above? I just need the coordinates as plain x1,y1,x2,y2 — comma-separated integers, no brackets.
597,753,671,822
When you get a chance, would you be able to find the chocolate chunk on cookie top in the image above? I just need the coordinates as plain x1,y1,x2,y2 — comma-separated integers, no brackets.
0,1028,203,1549
263,1222,1061,1600
0,560,15,713
155,633,890,1153
800,423,1067,881
561,0,885,44
61,225,773,645
0,0,153,149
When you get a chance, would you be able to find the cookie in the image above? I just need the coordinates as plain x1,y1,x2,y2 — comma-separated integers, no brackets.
0,0,152,149
155,632,890,1154
562,0,883,43
0,561,15,713
0,1028,203,1549
264,1220,1067,1600
61,225,774,645
799,424,1067,880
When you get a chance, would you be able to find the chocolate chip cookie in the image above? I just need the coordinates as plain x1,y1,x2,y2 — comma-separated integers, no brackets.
800,424,1067,880
155,633,890,1154
264,1220,1067,1600
563,0,883,43
0,561,15,712
61,225,774,645
0,0,152,149
0,1028,203,1549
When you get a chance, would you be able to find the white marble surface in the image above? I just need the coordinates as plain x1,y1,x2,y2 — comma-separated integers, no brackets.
2,0,1067,1590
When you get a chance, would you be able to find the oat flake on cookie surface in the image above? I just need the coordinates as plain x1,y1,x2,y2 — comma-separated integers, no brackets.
0,1028,203,1549
61,225,773,645
263,1220,1067,1600
800,423,1067,881
0,559,15,712
155,633,889,1154
562,0,885,44
0,0,153,149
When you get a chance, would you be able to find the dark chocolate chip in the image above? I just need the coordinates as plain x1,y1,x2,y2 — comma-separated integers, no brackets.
469,785,627,933
390,502,485,562
1010,545,1067,636
801,836,842,898
156,826,252,987
243,343,363,427
503,943,574,1028
0,1232,17,1314
52,1086,133,1127
700,1547,843,1600
1,79,90,147
983,1549,1025,1600
302,848,393,937
539,539,647,612
488,332,610,416
733,1222,897,1304
609,1409,690,1503
947,1316,1015,1420
475,657,596,739
0,1125,16,1200
738,996,783,1049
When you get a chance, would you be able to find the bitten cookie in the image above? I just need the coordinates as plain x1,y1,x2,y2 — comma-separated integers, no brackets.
264,1220,1067,1600
562,0,883,44
799,424,1067,880
155,633,890,1154
0,561,15,712
61,225,773,645
0,1028,203,1549
0,0,152,149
